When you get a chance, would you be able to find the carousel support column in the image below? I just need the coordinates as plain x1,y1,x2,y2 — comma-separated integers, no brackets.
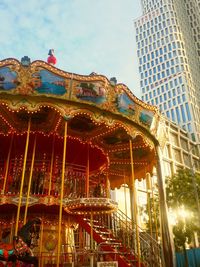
90,211,94,267
9,213,15,243
24,136,37,224
39,219,44,267
146,173,153,238
123,174,129,247
57,120,67,267
129,139,141,267
2,133,14,194
85,144,89,198
48,135,55,196
15,118,31,236
150,174,159,241
106,171,110,198
155,145,175,267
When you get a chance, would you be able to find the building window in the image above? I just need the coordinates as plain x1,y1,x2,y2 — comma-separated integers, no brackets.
175,107,180,123
187,123,192,132
171,109,175,121
171,133,179,146
163,161,172,177
166,110,170,118
185,103,191,120
180,105,186,122
172,148,181,163
183,153,190,166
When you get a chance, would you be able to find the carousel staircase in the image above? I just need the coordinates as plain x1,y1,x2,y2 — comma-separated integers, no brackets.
75,209,161,267
76,215,137,267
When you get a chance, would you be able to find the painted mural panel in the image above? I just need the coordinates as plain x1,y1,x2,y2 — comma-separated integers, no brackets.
32,70,66,95
139,110,154,127
75,82,106,104
116,93,135,115
0,67,18,91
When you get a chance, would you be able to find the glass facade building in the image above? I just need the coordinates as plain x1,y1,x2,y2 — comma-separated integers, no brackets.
135,0,200,142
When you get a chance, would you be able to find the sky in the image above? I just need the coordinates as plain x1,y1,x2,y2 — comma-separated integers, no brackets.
0,0,142,98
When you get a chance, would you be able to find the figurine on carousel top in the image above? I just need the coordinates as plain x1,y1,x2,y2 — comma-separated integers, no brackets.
47,49,57,65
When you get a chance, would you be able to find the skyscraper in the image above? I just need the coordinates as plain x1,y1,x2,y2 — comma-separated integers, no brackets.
135,0,200,142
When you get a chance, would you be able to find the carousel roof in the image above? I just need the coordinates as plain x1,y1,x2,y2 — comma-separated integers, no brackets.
0,57,164,188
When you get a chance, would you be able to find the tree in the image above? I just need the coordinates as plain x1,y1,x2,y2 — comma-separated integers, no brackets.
166,169,200,251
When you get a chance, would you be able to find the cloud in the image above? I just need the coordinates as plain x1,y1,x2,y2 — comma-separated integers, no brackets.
0,0,142,97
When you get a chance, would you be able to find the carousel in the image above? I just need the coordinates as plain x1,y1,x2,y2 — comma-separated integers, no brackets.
0,53,174,267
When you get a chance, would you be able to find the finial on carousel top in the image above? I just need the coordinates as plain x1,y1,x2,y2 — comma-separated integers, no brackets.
21,56,31,67
47,49,57,65
110,77,117,86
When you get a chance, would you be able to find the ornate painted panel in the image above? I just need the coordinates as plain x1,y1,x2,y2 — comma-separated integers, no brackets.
116,92,135,115
139,110,154,128
0,67,18,91
32,70,67,95
75,82,106,104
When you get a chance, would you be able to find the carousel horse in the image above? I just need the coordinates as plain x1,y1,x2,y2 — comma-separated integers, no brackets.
0,218,41,267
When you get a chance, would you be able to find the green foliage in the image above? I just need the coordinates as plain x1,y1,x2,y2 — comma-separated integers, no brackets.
166,169,200,251
173,218,198,251
166,169,200,212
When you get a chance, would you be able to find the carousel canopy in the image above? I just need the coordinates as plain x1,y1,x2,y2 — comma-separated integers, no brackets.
0,57,162,188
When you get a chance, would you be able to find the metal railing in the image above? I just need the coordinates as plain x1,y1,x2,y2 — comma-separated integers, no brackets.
89,209,162,267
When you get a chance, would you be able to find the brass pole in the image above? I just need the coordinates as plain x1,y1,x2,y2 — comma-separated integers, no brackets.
123,174,129,246
24,136,37,224
90,211,94,267
90,211,94,249
106,171,110,198
129,139,141,267
150,175,159,241
123,173,128,217
9,213,15,243
86,144,89,197
39,219,44,267
57,120,67,267
146,173,153,237
15,118,31,236
2,134,14,194
48,135,55,196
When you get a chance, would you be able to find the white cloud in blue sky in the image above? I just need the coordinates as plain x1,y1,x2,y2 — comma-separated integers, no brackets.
0,0,142,97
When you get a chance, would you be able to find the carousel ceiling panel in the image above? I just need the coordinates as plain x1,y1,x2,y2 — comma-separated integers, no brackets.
68,116,95,133
102,128,130,146
0,114,11,134
0,106,60,134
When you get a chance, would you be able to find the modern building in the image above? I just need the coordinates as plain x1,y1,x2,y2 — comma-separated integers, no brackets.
134,0,200,142
162,117,200,175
